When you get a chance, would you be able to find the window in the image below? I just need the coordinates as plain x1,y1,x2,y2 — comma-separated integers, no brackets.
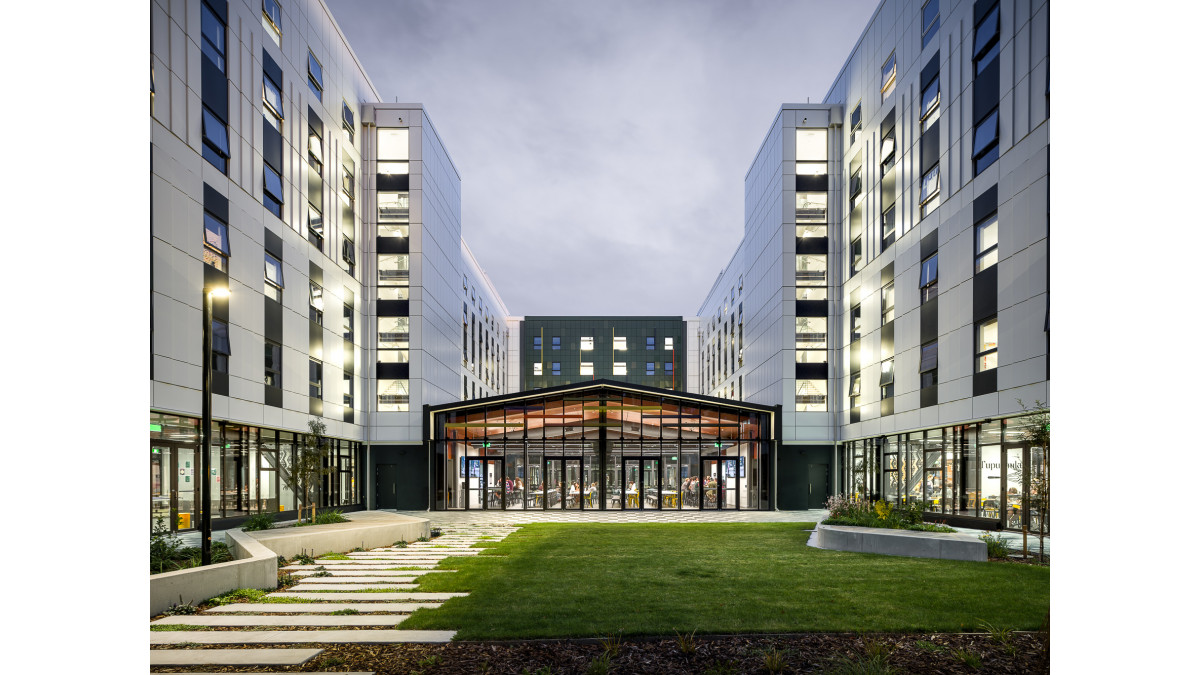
341,165,354,201
975,214,998,272
976,318,998,372
200,2,226,72
533,336,542,350
880,51,897,98
919,165,940,216
920,75,941,131
378,379,409,412
795,317,828,362
795,254,827,287
881,205,896,250
613,336,627,350
796,379,827,412
308,204,324,249
614,362,627,375
263,165,283,217
922,0,940,48
377,254,409,300
308,124,323,172
880,127,896,173
880,358,894,399
974,4,1000,75
201,107,229,173
796,192,827,222
920,253,938,303
665,362,673,375
665,337,674,350
212,320,230,373
920,341,938,388
342,293,354,342
203,211,230,271
307,50,323,101
646,362,656,376
377,192,410,238
646,336,655,350
343,374,353,408
850,236,863,276
262,0,282,45
378,317,409,364
849,167,862,208
263,72,283,130
881,283,895,324
551,336,561,350
263,253,283,301
264,340,281,387
341,236,356,268
533,363,543,375
551,362,561,376
581,362,594,376
342,101,355,143
973,108,1000,174
309,283,323,324
580,336,594,350
849,374,862,408
850,103,862,146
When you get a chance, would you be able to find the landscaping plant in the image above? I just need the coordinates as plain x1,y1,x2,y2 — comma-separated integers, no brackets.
279,419,335,524
823,494,953,533
240,512,276,531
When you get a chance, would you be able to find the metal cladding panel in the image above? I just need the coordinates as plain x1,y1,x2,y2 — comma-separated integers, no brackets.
377,362,409,380
974,61,1000,123
920,231,939,260
264,228,283,259
200,58,227,122
377,173,409,191
974,185,999,221
973,369,998,397
308,107,324,135
265,385,283,408
795,363,829,380
920,385,938,408
796,236,829,254
203,183,228,221
881,108,896,138
377,299,409,316
212,371,229,397
881,397,893,417
920,297,938,342
264,296,282,342
796,174,829,192
880,262,895,287
377,236,408,254
973,265,998,322
263,120,283,173
921,51,940,89
880,322,894,359
921,119,940,175
262,49,282,88
796,300,829,317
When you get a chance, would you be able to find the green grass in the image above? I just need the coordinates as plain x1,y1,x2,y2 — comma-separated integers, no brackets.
400,523,1050,640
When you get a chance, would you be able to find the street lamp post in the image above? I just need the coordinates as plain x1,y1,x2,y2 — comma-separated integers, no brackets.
201,285,229,566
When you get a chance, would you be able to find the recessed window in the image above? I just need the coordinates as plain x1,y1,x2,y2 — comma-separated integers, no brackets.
263,165,283,217
645,362,656,375
614,362,628,375
263,253,283,302
341,165,355,202
795,254,827,287
580,362,594,376
551,336,561,350
377,128,409,160
200,2,226,72
342,101,355,143
850,103,862,146
849,374,862,408
378,316,409,356
212,320,230,373
377,378,409,412
551,362,561,376
850,303,862,342
343,373,353,408
309,283,323,325
796,379,828,412
262,0,282,46
533,336,542,351
976,318,998,372
264,340,281,387
796,317,828,362
580,336,594,350
975,214,998,272
263,73,283,130
880,358,895,399
203,211,230,271
850,237,863,277
881,283,895,324
201,107,230,173
920,253,939,303
796,192,828,223
919,341,938,388
341,236,356,269
377,254,409,300
665,337,674,351
797,224,827,240
973,108,1000,174
922,0,940,48
377,192,410,239
919,165,941,217
881,51,897,98
646,336,655,350
533,362,542,375
881,205,896,250
921,75,941,131
880,127,896,173
974,4,1001,74
849,167,863,205
307,204,324,250
307,50,323,101
308,125,323,172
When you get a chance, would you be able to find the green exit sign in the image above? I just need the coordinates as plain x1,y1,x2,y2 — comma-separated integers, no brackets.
150,424,162,432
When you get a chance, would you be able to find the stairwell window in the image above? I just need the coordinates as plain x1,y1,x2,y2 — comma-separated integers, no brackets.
976,318,998,372
581,336,594,350
796,380,828,412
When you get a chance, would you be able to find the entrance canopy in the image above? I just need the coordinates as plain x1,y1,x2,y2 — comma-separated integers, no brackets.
426,380,779,511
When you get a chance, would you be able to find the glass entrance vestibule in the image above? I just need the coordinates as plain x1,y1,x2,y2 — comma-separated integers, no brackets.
839,415,1048,533
428,382,777,511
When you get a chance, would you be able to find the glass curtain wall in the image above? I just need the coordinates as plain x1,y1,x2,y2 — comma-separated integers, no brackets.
795,126,830,412
836,414,1049,532
434,388,771,511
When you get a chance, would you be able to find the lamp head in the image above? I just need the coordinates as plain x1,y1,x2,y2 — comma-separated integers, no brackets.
206,287,231,298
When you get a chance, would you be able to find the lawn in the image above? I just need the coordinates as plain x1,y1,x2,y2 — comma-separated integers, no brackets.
401,523,1049,639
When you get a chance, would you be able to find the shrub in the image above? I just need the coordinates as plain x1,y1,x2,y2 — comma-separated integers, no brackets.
294,552,315,565
277,573,298,587
393,540,409,548
209,588,267,605
873,500,893,521
162,598,198,616
761,647,788,673
310,565,333,578
313,509,349,525
979,533,1012,559
417,536,430,542
430,527,443,538
675,629,697,655
241,512,276,531
150,517,185,574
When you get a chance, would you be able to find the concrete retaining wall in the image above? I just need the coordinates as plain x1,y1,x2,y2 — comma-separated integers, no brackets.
150,511,429,616
814,523,986,562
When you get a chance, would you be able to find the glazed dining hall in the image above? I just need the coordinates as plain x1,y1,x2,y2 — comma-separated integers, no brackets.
425,381,778,511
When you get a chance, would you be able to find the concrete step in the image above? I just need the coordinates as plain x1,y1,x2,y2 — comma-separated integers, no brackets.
149,648,323,666
151,629,456,644
288,583,418,591
292,570,432,577
267,592,466,601
152,614,407,626
290,576,417,583
204,602,435,613
285,563,439,570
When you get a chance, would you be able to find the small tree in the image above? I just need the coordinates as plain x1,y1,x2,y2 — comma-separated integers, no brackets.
1016,399,1050,562
280,419,334,523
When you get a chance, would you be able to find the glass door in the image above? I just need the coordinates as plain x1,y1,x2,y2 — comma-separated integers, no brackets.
484,458,504,509
701,459,722,509
582,454,601,509
642,458,661,509
622,458,642,508
544,458,564,508
151,445,171,531
721,458,738,508
564,458,582,508
152,442,197,532
465,458,484,509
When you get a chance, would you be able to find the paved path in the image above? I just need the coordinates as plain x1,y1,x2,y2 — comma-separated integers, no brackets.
150,523,519,669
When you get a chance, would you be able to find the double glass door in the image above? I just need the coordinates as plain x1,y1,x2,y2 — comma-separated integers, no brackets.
622,457,661,509
544,457,584,509
151,442,197,532
463,457,504,509
700,458,739,509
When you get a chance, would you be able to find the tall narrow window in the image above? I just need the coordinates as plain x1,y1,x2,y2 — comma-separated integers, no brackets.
203,211,230,271
974,4,1001,75
342,101,355,143
307,50,323,101
920,253,939,303
880,358,895,399
881,205,896,250
881,283,895,324
976,318,998,372
919,341,938,388
199,2,228,172
264,253,283,302
614,336,627,350
973,108,1000,174
264,340,281,387
850,303,862,342
212,320,230,374
309,283,323,325
849,374,862,409
920,165,941,217
201,107,230,173
378,317,409,364
262,0,282,45
921,74,941,132
880,127,896,173
975,214,999,272
263,71,283,131
849,167,863,210
377,254,409,300
795,317,828,363
922,0,940,48
880,51,897,98
200,2,226,72
263,165,283,217
646,336,656,350
308,358,322,398
850,103,862,146
850,236,863,277
796,380,827,412
665,336,674,350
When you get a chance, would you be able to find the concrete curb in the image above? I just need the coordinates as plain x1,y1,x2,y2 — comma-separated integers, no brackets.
813,523,987,562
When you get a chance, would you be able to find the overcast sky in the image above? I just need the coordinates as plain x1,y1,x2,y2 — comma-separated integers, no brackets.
328,0,877,316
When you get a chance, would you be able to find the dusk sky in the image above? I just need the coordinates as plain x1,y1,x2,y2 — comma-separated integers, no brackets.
328,0,878,316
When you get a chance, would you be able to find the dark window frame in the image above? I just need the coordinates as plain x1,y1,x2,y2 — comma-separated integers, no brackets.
263,72,284,127
975,213,999,272
551,361,561,376
201,107,230,173
263,164,283,217
881,282,895,324
849,373,862,408
880,51,897,96
262,0,282,39
342,101,355,142
880,358,895,399
264,252,284,302
200,1,226,72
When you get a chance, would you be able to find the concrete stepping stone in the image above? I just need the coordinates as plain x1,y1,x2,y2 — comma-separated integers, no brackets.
291,576,416,583
267,592,466,601
152,614,407,626
151,629,456,644
204,602,434,613
149,648,323,666
289,583,418,591
292,570,424,577
286,563,439,569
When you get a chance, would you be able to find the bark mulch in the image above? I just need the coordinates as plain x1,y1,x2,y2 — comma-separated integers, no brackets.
149,631,1049,674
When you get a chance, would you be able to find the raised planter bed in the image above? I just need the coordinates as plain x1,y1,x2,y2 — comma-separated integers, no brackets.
813,523,986,562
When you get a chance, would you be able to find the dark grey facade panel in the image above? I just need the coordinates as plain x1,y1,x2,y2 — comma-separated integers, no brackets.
849,343,860,373
309,261,323,286
308,106,324,135
850,408,860,423
262,49,282,88
377,173,409,191
921,50,940,89
796,236,828,254
920,230,939,261
309,397,322,417
880,398,893,417
264,228,283,260
306,164,322,209
974,61,1000,123
377,299,409,316
881,107,896,138
202,183,228,221
377,362,409,380
309,320,322,354
973,369,998,397
264,296,282,342
974,0,999,25
212,371,228,397
880,322,894,359
920,385,938,408
200,58,227,122
378,236,409,254
973,265,998,322
881,165,896,210
974,185,999,222
880,262,895,287
263,120,283,173
920,297,938,341
265,385,283,408
795,363,829,380
795,300,828,317
920,119,940,175
796,174,829,192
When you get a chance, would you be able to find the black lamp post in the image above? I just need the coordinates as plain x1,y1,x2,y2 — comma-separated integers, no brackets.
201,285,229,565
